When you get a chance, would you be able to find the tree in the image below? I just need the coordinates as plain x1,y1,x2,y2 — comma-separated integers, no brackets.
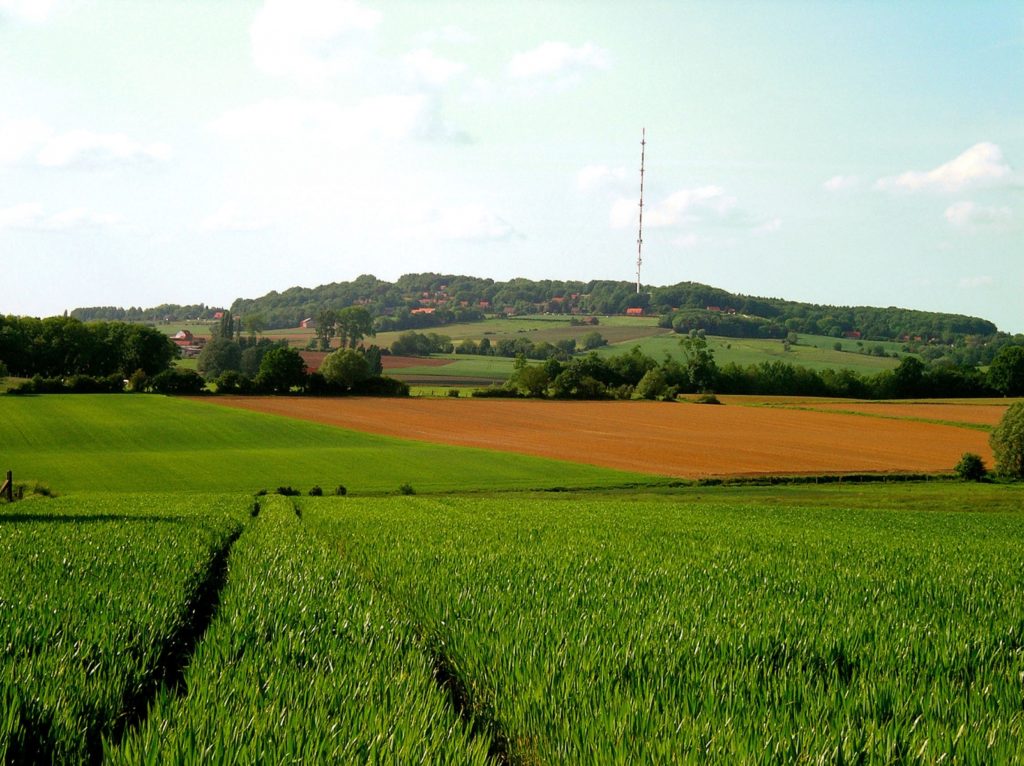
680,330,717,392
987,346,1024,397
197,338,242,379
581,332,607,350
892,356,926,398
256,346,307,393
314,308,337,351
635,368,667,400
990,401,1024,479
511,364,550,397
242,313,266,338
320,349,372,389
336,306,374,349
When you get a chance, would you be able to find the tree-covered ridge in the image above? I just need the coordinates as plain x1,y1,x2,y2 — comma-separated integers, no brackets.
224,273,999,342
70,304,225,323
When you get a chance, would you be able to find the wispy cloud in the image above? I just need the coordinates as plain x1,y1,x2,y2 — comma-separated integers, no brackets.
401,48,466,88
611,186,736,229
0,0,61,24
211,94,467,145
409,204,518,242
876,142,1012,192
200,203,271,233
823,175,860,192
958,275,994,289
507,41,609,86
0,202,122,230
944,200,1012,228
576,164,627,193
0,117,170,169
250,0,381,83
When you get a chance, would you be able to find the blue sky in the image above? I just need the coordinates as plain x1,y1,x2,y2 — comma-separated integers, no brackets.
1,1,1022,330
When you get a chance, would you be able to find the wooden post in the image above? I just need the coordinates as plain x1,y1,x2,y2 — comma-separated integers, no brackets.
1,471,12,502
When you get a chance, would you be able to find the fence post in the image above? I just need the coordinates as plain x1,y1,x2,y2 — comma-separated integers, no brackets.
1,471,12,502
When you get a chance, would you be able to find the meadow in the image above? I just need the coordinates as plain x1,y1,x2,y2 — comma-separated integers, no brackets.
2,393,1022,763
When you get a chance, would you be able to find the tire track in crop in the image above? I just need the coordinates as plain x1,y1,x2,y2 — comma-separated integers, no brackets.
103,523,243,763
307,515,518,765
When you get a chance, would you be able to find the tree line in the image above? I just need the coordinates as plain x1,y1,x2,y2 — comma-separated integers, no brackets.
489,333,1024,401
0,315,176,379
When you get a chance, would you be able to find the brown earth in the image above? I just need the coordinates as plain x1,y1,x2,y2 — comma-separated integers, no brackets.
205,397,994,478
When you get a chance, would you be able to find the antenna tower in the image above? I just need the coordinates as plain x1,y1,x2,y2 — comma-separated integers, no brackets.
635,128,646,294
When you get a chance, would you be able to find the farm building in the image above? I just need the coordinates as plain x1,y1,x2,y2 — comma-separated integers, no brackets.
300,318,316,329
625,307,645,317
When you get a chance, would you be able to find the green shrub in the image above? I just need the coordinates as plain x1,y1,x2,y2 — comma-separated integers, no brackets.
399,483,415,496
275,486,300,497
335,485,348,496
954,453,987,482
447,388,460,397
308,485,323,496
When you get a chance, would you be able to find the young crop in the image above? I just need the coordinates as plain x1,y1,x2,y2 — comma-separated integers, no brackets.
304,493,1024,763
107,495,491,764
0,494,247,764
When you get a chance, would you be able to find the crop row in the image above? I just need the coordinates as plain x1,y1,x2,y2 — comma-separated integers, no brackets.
108,495,491,764
0,494,247,764
304,496,1024,764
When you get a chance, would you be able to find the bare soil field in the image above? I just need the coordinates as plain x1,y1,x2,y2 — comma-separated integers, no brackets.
207,397,994,478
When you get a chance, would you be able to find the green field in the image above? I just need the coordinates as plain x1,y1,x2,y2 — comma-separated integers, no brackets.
0,395,652,495
598,333,906,375
3,484,1023,763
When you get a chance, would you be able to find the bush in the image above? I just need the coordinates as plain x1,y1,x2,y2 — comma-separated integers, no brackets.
149,368,206,395
990,402,1024,479
308,485,323,496
275,486,300,497
695,393,721,405
954,453,987,482
335,484,348,496
399,483,415,496
447,388,460,397
352,375,410,397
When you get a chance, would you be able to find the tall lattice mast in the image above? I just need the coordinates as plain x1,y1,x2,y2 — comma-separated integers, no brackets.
636,128,646,294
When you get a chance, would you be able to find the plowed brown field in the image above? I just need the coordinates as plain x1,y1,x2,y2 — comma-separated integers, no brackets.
206,397,994,478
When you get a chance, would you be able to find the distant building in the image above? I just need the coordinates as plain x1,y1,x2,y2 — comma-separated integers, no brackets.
625,307,645,316
844,330,862,339
300,317,316,329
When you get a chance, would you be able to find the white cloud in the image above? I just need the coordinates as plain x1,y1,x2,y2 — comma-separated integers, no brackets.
411,204,517,242
0,117,170,169
212,94,466,145
754,217,783,234
958,275,994,289
944,200,1012,227
401,48,466,88
507,41,609,82
0,202,122,230
611,186,736,229
250,0,381,83
823,175,859,192
876,142,1012,192
0,0,60,23
0,116,51,164
577,164,627,193
36,130,171,168
416,25,476,46
200,203,270,233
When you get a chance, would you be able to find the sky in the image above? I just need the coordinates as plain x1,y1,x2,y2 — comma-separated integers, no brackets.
1,1,1022,331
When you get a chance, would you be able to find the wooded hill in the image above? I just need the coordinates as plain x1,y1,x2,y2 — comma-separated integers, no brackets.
225,273,999,343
